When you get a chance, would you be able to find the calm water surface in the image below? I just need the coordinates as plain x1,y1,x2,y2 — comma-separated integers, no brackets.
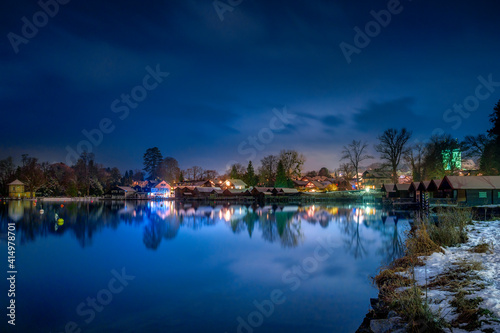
0,200,409,333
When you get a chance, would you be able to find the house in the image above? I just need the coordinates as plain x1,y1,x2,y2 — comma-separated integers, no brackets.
304,181,326,192
275,188,300,196
395,183,411,199
222,189,251,197
362,170,392,189
103,186,137,200
292,179,308,190
176,180,214,187
193,187,222,198
381,184,397,198
222,179,247,190
174,186,195,198
8,180,32,199
152,181,171,198
438,176,500,206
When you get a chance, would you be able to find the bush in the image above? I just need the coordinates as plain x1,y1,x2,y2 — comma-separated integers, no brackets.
427,207,471,247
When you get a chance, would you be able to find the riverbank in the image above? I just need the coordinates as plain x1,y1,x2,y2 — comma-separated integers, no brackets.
357,209,500,332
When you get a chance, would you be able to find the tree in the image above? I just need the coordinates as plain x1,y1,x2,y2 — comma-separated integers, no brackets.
278,150,305,179
228,163,245,179
244,161,257,187
143,147,163,180
404,143,425,182
158,157,180,183
338,163,355,180
275,160,288,188
482,100,500,174
461,134,490,161
19,154,45,197
179,171,184,182
305,170,317,178
258,155,278,186
131,169,145,182
422,134,460,179
73,152,99,196
0,157,16,196
341,140,373,189
192,166,204,180
375,128,412,183
318,167,330,177
203,169,218,180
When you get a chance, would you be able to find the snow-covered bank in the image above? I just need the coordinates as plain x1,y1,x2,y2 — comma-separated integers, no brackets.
413,220,500,332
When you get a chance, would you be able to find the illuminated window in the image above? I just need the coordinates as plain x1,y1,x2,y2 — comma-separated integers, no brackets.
478,192,487,198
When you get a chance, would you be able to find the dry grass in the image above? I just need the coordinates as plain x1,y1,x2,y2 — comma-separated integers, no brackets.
450,289,484,330
469,242,493,254
427,207,471,247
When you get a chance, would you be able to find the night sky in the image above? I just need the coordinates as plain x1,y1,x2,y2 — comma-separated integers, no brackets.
1,0,500,173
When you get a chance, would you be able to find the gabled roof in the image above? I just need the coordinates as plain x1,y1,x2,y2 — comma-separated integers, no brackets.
439,176,500,190
155,181,171,188
428,179,442,191
292,179,308,186
117,186,136,192
8,179,24,186
278,188,299,194
381,184,396,193
252,187,274,193
418,181,431,191
194,187,217,193
226,179,247,187
395,184,410,191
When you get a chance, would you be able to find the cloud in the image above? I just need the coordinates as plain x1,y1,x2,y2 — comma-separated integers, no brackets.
354,97,428,133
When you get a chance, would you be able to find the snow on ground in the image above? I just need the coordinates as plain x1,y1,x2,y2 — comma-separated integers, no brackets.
413,220,500,332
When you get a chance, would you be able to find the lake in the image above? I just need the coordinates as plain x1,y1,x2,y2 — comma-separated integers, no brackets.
0,200,409,333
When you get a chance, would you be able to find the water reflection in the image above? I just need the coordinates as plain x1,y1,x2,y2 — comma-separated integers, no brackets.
0,201,409,261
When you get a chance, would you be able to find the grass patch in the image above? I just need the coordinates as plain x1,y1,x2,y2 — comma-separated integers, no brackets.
427,207,472,247
450,289,483,330
469,242,493,254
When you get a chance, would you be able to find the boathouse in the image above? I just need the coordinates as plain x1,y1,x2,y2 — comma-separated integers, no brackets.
8,179,32,199
438,176,500,206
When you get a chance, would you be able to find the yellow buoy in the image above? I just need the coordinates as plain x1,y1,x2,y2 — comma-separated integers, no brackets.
57,218,64,225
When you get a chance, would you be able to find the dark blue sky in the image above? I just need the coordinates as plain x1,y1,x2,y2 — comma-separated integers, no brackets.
1,0,500,173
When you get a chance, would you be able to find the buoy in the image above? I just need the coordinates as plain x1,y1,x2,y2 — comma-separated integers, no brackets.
61,204,64,208
57,218,64,225
33,202,37,206
40,209,44,214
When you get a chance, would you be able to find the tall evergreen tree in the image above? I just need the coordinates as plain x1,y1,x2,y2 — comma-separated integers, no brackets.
143,147,163,180
275,160,288,188
244,161,257,187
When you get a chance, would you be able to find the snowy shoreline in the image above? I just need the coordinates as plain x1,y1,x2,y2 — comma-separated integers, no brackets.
413,220,500,332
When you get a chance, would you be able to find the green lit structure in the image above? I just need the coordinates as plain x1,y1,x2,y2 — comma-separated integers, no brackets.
442,149,461,171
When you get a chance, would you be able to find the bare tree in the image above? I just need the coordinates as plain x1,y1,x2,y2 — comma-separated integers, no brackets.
404,142,425,182
338,163,355,180
341,140,373,189
375,128,412,183
461,134,490,161
278,149,305,179
258,155,278,186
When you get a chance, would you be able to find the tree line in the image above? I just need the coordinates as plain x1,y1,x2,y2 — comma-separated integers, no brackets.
1,99,499,196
